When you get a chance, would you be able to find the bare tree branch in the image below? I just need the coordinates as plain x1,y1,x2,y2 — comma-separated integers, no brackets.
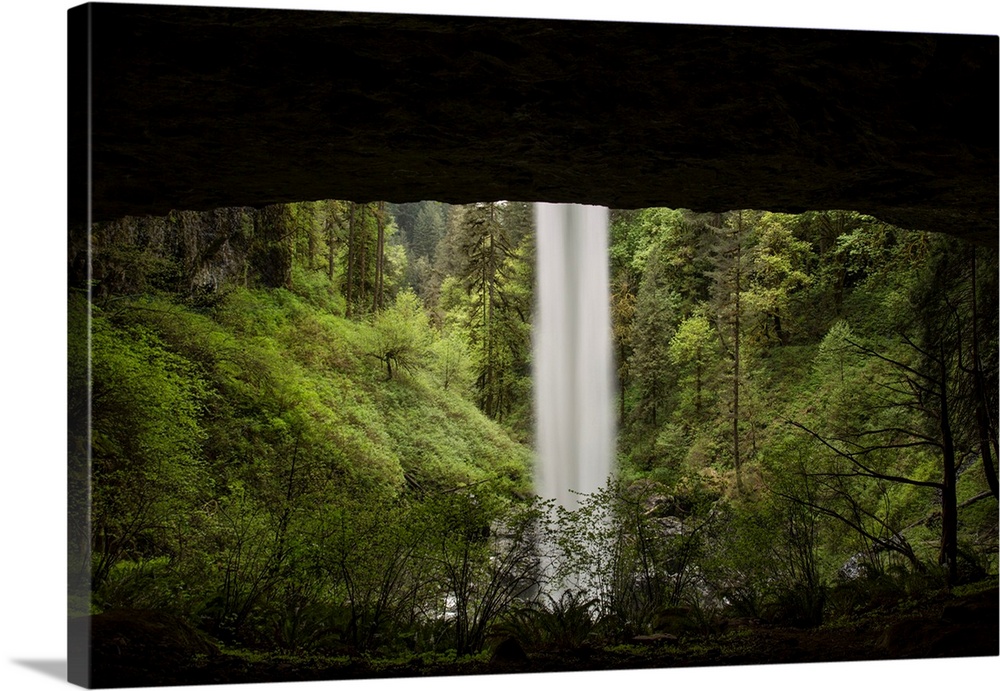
786,420,943,490
846,337,938,385
850,427,940,446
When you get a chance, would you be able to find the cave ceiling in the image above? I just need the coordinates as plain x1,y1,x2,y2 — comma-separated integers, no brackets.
71,4,998,244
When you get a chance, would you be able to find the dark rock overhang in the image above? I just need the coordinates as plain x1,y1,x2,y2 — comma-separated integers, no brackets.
69,3,998,244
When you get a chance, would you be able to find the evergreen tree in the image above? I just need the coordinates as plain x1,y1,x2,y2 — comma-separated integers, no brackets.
742,212,814,346
628,241,682,429
411,201,447,260
707,211,750,492
668,311,721,425
342,202,396,318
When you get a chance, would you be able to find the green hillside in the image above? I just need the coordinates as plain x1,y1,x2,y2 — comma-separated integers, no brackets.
68,200,997,681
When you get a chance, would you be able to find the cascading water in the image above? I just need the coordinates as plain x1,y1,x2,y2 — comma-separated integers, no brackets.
533,203,616,512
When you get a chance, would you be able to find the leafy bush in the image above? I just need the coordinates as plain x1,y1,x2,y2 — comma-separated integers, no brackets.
94,557,185,613
420,492,546,655
550,480,718,641
367,290,432,379
496,590,600,651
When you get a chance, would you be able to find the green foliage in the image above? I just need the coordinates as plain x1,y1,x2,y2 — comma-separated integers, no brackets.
367,290,432,379
430,330,474,394
551,480,717,640
741,212,814,347
420,492,546,654
497,589,599,651
309,497,434,653
94,557,186,612
78,198,998,666
426,202,534,433
628,250,682,427
612,205,996,623
289,261,345,315
83,224,534,638
89,310,210,586
700,488,827,627
668,313,721,424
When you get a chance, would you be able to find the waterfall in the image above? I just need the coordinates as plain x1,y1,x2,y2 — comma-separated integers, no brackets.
533,203,616,512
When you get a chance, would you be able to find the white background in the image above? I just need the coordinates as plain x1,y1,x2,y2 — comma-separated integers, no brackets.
2,1,997,690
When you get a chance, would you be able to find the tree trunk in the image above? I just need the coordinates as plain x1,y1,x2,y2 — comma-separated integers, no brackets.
346,203,356,318
358,204,368,312
970,248,1000,497
620,342,628,426
938,354,958,585
487,211,496,417
306,206,316,270
695,345,702,418
252,204,292,289
327,201,338,281
733,212,744,494
374,201,386,312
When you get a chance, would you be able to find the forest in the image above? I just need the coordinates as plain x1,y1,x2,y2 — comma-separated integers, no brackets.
68,198,998,686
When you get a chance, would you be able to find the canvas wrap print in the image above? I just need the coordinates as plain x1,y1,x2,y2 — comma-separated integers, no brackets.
68,3,999,688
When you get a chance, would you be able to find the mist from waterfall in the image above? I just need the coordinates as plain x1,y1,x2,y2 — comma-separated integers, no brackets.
533,203,616,512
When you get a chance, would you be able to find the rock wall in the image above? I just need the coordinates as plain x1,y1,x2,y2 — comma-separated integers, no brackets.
72,5,997,243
